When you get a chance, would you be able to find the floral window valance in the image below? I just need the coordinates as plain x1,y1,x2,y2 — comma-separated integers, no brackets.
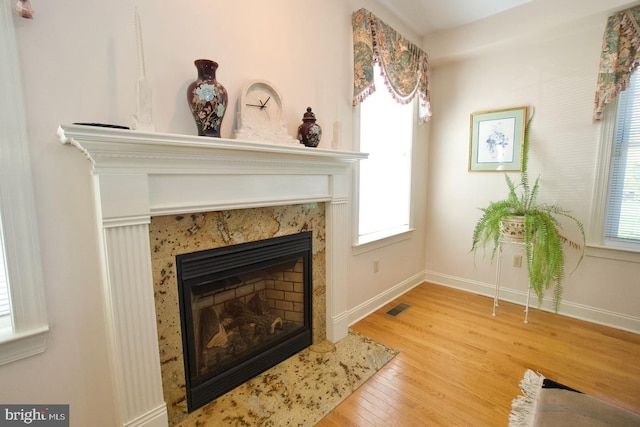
352,8,432,124
593,6,640,121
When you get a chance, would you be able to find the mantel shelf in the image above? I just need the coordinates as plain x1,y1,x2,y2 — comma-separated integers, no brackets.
58,124,367,173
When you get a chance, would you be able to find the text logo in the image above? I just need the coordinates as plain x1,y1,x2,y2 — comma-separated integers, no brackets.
0,405,68,426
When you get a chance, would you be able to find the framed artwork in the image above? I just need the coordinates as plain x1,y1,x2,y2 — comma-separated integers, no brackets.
469,106,527,172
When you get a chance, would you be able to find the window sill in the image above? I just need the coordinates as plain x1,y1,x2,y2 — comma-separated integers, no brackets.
586,244,640,263
0,325,49,366
353,228,414,255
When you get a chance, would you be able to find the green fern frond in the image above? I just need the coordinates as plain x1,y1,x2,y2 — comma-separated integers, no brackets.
526,176,540,211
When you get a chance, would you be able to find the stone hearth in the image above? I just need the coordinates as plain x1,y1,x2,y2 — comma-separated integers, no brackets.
58,124,365,427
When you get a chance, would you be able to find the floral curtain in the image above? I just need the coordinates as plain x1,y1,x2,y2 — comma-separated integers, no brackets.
593,6,640,121
352,8,432,124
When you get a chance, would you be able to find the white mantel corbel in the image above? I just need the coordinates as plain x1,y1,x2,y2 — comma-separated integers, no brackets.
58,124,366,427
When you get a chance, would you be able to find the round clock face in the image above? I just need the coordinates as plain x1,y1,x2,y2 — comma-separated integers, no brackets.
240,81,284,129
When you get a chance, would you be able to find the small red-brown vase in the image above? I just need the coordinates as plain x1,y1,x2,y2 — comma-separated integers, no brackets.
297,107,322,147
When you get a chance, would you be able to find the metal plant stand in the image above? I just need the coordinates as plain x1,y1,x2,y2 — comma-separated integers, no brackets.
493,238,532,323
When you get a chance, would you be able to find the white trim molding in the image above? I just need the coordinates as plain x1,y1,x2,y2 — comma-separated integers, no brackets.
58,124,366,427
423,270,640,334
348,272,424,326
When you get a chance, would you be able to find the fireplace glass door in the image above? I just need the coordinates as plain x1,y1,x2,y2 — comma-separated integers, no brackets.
176,232,313,412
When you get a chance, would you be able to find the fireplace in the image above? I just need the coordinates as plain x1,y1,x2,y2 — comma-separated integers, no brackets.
58,124,365,427
176,232,313,412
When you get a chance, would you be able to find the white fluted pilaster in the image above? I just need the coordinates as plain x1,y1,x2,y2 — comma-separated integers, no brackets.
325,197,351,342
101,221,168,427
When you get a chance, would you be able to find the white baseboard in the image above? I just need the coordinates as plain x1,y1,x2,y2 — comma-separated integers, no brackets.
327,311,351,343
423,270,640,334
348,272,424,326
124,404,168,427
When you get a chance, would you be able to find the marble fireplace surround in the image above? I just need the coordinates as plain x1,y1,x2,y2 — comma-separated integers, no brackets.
58,124,366,427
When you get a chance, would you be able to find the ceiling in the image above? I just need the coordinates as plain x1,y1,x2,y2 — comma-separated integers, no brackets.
376,0,533,36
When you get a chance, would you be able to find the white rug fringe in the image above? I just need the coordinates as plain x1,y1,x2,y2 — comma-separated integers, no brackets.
509,369,545,427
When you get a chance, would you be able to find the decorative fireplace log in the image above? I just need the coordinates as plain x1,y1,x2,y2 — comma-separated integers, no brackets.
198,292,286,370
206,318,233,349
224,297,283,343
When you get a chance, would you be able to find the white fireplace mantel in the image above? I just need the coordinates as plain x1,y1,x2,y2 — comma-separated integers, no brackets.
58,124,366,427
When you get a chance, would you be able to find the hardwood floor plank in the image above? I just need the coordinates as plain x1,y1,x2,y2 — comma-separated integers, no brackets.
317,282,640,426
364,367,463,426
346,387,403,427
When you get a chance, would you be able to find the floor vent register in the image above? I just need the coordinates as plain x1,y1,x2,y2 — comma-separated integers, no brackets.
385,302,411,318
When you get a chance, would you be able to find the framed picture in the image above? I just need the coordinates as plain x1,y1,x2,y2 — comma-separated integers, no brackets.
469,106,527,172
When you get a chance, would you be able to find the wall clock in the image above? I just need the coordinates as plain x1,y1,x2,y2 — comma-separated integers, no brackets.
233,80,297,145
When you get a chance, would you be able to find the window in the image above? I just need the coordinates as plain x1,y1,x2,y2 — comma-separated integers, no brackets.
356,65,415,245
0,1,48,365
591,71,640,255
606,71,640,246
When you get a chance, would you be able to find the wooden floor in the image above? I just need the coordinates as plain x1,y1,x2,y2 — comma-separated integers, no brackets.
317,283,640,426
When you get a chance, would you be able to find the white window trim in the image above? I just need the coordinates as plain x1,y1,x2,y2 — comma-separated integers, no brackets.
588,98,640,264
351,99,417,251
352,228,414,255
0,0,49,365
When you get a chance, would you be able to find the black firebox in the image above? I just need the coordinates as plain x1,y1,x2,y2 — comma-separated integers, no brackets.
176,231,313,412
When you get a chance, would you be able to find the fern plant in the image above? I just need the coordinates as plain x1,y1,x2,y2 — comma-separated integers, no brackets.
471,111,585,311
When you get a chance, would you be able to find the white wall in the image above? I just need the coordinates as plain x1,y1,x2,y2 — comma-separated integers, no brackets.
2,0,429,424
423,1,640,331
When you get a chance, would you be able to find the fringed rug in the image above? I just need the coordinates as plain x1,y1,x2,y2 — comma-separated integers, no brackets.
510,369,640,427
176,330,398,427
